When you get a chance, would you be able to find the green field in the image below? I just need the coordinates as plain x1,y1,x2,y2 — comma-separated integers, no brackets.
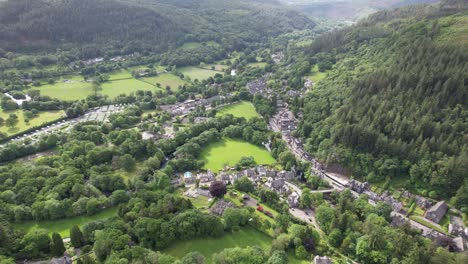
216,101,260,120
14,207,118,238
308,65,329,84
141,73,186,90
181,42,203,50
101,78,159,97
31,80,93,101
247,62,268,68
201,138,276,171
179,66,221,81
163,227,272,263
108,70,133,80
0,109,64,136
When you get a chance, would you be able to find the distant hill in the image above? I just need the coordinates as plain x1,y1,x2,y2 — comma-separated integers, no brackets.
280,0,439,21
0,0,315,55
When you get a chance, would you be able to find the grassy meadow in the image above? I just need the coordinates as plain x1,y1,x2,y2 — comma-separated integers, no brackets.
163,227,271,262
216,101,260,120
179,66,221,81
30,80,93,101
141,73,186,90
308,65,329,84
0,109,64,136
101,78,158,97
14,207,118,238
247,62,268,68
201,138,275,171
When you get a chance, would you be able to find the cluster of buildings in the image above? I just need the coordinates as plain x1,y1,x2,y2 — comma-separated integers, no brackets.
179,166,297,188
272,106,297,135
348,179,404,212
246,74,273,97
271,51,284,64
349,180,467,251
167,95,230,116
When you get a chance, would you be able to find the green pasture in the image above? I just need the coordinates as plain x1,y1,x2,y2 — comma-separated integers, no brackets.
200,138,276,172
14,207,118,238
163,227,271,262
179,66,221,81
141,73,186,90
30,80,93,101
101,78,159,97
0,109,64,136
216,101,260,120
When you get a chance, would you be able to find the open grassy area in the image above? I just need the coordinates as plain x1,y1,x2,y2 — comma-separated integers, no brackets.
0,109,64,136
14,207,118,238
216,101,260,120
108,70,133,80
179,66,221,81
308,65,329,84
141,73,186,90
409,215,446,234
201,138,275,172
181,42,203,50
101,78,159,98
247,62,268,68
30,80,93,101
163,227,272,263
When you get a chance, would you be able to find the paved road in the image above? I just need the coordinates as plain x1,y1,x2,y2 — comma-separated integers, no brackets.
290,208,320,230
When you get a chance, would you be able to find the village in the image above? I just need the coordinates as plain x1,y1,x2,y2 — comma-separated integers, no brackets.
268,94,468,253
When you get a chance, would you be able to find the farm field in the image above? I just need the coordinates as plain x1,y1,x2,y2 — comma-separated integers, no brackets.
201,138,276,171
101,78,159,98
30,80,93,101
163,227,271,262
179,66,220,80
14,207,118,238
141,73,186,90
0,109,64,136
216,101,260,120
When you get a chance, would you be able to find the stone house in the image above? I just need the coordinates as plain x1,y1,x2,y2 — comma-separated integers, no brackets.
425,201,448,223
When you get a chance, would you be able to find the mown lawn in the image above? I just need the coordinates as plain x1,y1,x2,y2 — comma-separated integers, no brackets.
0,109,65,136
163,227,272,263
179,66,220,81
14,207,118,238
409,215,447,234
201,138,275,172
101,78,159,98
216,101,260,120
141,73,186,90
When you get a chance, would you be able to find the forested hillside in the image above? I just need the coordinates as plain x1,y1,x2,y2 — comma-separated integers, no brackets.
0,0,314,57
298,1,467,203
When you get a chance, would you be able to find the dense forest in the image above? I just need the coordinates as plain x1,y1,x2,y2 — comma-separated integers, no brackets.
297,1,467,203
0,0,314,57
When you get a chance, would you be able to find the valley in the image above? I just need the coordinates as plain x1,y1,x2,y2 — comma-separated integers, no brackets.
0,0,466,264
